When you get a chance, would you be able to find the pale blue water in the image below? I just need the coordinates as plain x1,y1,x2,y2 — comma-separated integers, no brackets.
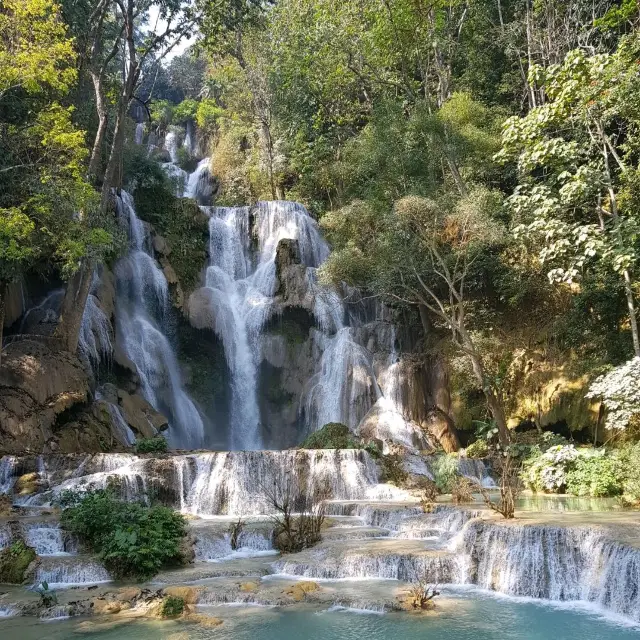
0,590,638,639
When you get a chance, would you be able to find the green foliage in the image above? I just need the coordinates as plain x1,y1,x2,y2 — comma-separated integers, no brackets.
60,489,187,580
0,539,36,584
135,437,168,454
0,0,113,290
613,443,640,504
160,596,185,618
465,440,489,459
565,453,623,498
300,423,360,449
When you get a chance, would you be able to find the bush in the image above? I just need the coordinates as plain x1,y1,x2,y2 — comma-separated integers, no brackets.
565,453,623,497
465,440,489,459
522,444,579,493
136,437,168,454
161,596,185,618
60,489,187,580
0,540,36,584
300,423,361,449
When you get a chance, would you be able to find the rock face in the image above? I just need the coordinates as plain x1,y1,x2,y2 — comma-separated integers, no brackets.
0,341,90,453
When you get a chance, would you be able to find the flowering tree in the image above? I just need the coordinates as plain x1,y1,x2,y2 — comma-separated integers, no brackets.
586,357,640,430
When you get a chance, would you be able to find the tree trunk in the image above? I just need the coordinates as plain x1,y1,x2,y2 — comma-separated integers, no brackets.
419,307,461,452
463,334,510,445
623,268,640,357
54,261,94,353
88,71,108,183
0,283,5,369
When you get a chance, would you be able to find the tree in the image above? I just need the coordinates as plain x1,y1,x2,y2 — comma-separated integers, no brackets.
0,0,112,364
55,0,198,352
498,35,640,357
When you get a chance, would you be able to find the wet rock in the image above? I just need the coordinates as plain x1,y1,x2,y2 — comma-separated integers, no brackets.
14,472,40,495
118,390,168,438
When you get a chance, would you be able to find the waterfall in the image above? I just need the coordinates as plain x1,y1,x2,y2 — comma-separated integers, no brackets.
78,292,112,370
1,451,381,515
134,122,145,145
114,191,205,449
22,521,77,556
304,328,380,431
184,157,213,202
196,201,338,449
164,131,179,163
456,521,640,622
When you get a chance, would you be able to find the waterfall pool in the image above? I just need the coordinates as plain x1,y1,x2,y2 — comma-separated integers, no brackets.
0,589,637,639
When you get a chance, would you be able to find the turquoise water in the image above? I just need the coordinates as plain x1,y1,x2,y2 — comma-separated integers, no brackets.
0,590,638,639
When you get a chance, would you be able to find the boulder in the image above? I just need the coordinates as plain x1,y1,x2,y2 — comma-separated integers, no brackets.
283,581,320,602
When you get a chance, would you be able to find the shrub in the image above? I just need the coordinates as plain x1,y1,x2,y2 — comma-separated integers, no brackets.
566,452,623,497
615,443,640,503
136,437,168,454
60,489,187,580
161,596,185,618
465,440,489,459
0,540,36,584
300,423,361,449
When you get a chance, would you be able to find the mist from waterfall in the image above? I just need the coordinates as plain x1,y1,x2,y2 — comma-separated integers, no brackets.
114,190,205,449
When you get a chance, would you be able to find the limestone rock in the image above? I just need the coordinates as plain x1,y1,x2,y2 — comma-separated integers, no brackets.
163,264,179,285
239,581,259,593
0,341,89,453
118,391,168,438
94,266,116,321
183,612,223,627
153,234,171,256
283,581,320,601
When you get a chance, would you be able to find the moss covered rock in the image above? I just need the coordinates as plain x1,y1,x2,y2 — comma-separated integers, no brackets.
0,540,37,584
300,423,361,449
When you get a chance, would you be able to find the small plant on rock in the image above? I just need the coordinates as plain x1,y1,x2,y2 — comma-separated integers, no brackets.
161,595,185,618
135,436,168,454
36,581,58,608
263,477,331,553
418,478,440,512
229,517,245,551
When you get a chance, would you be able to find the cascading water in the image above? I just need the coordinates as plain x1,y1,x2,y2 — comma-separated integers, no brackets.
192,199,393,447
114,190,205,449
